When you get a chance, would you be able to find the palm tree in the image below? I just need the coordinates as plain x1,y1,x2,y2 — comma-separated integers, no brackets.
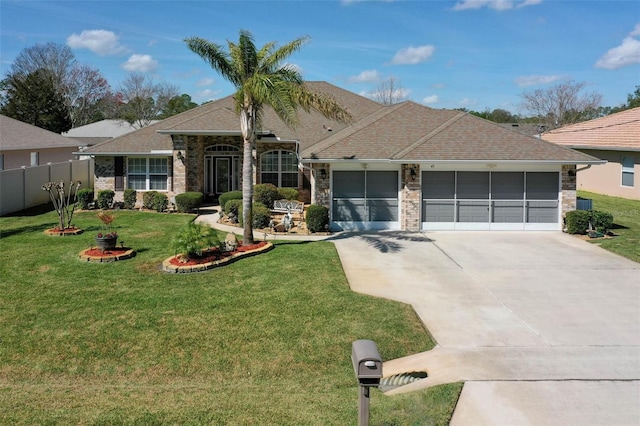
185,30,352,245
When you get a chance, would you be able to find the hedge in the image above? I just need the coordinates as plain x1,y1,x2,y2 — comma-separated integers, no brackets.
218,191,242,209
565,209,614,234
123,189,137,209
175,192,204,213
306,204,329,233
77,188,94,209
96,190,115,210
253,183,279,209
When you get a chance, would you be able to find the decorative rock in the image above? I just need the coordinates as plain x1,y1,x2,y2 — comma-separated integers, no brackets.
224,233,239,251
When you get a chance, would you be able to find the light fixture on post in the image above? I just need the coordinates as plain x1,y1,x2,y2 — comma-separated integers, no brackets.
176,151,185,164
320,168,327,179
410,168,417,181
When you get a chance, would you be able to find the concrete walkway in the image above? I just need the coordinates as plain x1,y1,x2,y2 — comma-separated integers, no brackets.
198,211,640,424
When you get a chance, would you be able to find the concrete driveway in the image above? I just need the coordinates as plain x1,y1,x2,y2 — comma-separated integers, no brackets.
332,231,640,425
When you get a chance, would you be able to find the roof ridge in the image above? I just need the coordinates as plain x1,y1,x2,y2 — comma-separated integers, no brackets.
302,102,406,157
391,111,466,159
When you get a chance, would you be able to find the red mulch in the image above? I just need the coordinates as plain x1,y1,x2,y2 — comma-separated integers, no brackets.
84,247,131,257
169,241,268,266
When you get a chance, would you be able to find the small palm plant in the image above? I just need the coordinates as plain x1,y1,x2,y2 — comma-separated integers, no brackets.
170,222,222,263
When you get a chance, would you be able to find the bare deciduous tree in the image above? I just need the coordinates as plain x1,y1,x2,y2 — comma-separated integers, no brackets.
520,80,602,129
373,76,408,105
117,72,180,128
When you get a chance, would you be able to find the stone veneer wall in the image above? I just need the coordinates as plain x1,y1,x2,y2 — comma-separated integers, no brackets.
94,156,116,197
561,164,577,220
313,163,331,208
401,164,421,231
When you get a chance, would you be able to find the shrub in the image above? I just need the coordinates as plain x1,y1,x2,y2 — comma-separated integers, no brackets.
142,191,158,209
253,183,279,209
123,189,137,209
170,221,221,261
96,190,115,210
218,191,242,209
77,188,94,209
237,202,272,229
153,192,169,212
565,209,615,234
224,199,243,217
175,192,204,213
590,210,613,233
277,187,299,201
306,204,329,233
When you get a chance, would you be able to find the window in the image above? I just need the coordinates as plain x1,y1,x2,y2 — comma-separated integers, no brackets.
622,156,635,187
260,150,298,187
30,152,39,166
127,157,168,190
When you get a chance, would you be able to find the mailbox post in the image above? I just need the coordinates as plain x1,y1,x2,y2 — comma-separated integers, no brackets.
351,339,382,426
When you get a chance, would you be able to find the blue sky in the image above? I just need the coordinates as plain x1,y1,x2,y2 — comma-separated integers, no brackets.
1,0,638,114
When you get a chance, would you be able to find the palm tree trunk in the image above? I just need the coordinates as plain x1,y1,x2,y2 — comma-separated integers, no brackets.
240,108,255,246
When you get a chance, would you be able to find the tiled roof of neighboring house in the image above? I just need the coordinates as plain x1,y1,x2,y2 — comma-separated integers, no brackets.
0,115,81,150
63,119,160,145
302,101,601,164
542,107,640,152
82,82,384,155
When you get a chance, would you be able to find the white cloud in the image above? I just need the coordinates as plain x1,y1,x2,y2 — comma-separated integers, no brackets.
422,95,439,104
452,0,541,11
391,45,435,65
195,77,215,87
595,23,640,70
122,54,158,72
67,29,127,56
195,89,221,103
515,74,564,87
348,69,381,83
459,98,478,107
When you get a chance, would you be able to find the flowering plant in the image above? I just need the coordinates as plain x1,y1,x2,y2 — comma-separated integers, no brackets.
96,211,117,239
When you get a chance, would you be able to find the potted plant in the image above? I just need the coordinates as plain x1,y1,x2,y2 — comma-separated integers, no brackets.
95,211,118,250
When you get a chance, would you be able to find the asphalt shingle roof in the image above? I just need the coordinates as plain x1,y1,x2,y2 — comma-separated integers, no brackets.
0,115,81,151
542,107,640,152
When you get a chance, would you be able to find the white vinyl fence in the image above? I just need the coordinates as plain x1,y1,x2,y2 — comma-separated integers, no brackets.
0,159,94,216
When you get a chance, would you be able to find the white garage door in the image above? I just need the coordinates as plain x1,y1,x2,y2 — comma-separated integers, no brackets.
422,171,560,231
332,170,399,230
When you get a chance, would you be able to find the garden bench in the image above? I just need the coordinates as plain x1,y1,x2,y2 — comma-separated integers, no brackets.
271,199,305,224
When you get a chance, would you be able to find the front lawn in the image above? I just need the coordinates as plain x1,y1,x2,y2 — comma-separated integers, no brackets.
578,191,640,263
0,210,461,425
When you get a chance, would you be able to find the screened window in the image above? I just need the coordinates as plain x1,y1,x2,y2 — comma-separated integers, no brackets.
127,157,168,190
260,150,298,187
622,157,635,187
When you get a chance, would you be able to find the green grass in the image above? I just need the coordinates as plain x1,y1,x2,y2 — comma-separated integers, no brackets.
578,191,640,263
0,210,461,425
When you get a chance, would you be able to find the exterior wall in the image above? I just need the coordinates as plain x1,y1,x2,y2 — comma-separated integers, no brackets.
1,147,78,171
574,149,640,200
312,163,331,207
401,163,421,231
94,156,115,194
561,164,577,219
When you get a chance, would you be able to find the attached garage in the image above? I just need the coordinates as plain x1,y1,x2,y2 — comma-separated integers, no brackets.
422,170,560,230
332,169,400,230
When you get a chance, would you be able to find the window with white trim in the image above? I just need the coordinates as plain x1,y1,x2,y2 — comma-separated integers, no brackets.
127,157,168,190
260,150,298,187
621,156,634,187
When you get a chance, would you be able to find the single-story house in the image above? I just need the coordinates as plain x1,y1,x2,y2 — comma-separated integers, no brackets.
542,107,639,200
80,82,603,231
0,114,84,171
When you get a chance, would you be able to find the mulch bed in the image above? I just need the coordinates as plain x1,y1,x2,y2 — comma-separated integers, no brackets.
45,227,84,236
79,247,136,262
162,241,273,273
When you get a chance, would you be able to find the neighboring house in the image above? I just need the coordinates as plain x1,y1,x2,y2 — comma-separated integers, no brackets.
0,115,83,171
81,82,603,232
63,119,160,147
543,107,640,200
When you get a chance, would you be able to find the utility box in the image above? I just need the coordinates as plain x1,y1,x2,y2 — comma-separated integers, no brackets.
351,339,382,387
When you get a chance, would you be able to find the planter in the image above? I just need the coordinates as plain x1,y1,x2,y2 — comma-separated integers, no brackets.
95,236,117,250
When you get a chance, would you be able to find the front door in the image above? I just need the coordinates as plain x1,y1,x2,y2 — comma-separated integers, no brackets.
204,155,239,199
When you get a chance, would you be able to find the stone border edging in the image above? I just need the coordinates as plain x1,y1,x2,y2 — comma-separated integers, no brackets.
79,248,136,262
45,228,84,236
162,242,273,273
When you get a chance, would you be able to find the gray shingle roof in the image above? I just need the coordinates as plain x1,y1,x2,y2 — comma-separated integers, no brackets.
0,115,81,151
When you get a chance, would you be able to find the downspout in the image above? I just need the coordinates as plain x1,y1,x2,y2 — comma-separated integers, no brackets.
576,165,591,173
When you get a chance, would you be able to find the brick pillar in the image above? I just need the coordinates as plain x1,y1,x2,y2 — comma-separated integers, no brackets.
401,164,421,231
561,165,577,220
314,163,331,209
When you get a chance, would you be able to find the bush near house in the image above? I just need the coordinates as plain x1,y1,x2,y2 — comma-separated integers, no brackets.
153,192,169,212
306,204,329,233
253,183,279,209
77,188,94,210
224,199,242,217
175,192,204,213
96,190,115,210
142,191,158,210
218,191,242,209
123,189,137,209
277,187,299,201
237,202,271,228
565,209,614,234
